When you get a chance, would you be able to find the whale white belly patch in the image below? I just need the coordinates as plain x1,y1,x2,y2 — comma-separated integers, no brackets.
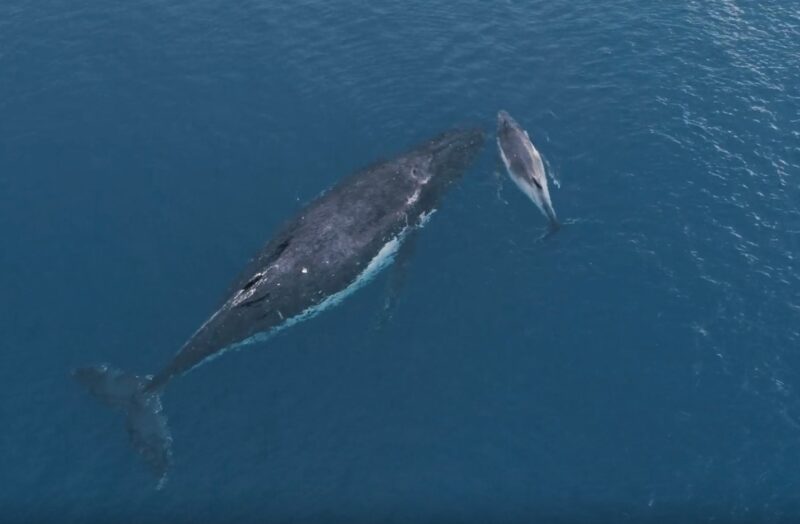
189,210,436,372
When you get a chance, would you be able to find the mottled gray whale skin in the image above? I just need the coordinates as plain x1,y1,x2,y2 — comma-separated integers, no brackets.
73,128,485,485
496,110,559,228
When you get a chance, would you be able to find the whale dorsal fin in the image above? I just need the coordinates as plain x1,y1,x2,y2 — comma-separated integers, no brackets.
221,228,295,305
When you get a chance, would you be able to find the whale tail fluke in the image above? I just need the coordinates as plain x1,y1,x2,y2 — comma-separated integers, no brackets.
72,364,172,488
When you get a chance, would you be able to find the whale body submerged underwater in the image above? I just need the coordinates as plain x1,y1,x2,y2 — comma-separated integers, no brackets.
73,128,486,485
496,110,559,229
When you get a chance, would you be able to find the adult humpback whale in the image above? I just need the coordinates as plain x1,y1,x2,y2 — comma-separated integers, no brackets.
496,110,559,229
74,128,485,484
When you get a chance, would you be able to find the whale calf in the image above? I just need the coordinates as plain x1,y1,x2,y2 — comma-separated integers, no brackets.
73,128,485,484
496,110,559,228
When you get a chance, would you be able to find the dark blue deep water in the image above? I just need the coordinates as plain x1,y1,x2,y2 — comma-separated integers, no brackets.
2,0,800,521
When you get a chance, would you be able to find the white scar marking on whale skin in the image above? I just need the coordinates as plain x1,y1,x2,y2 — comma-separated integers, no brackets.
186,210,437,374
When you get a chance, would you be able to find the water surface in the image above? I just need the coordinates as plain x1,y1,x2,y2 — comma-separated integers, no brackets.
2,0,799,521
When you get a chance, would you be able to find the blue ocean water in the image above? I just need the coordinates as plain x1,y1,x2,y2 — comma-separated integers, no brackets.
2,0,800,521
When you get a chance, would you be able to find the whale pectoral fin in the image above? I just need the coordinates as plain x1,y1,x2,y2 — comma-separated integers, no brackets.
493,159,508,206
374,229,419,330
542,156,561,189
